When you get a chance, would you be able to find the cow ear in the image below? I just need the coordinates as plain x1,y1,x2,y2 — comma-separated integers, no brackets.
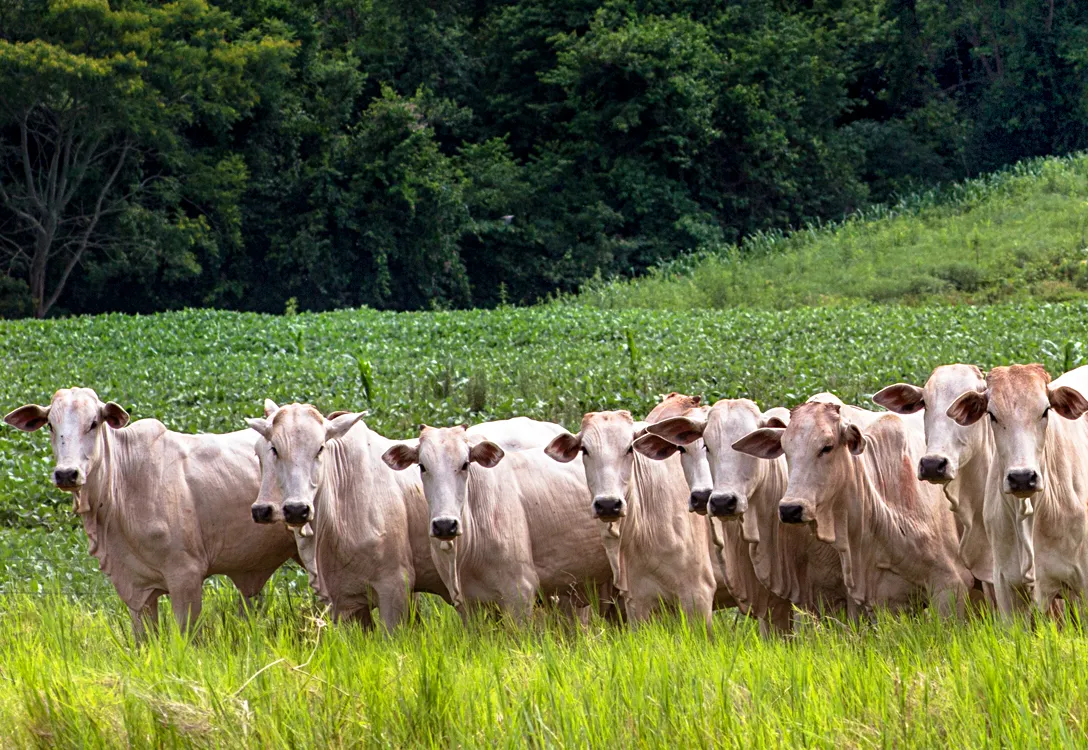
246,417,273,441
760,407,790,429
947,390,988,426
382,443,419,471
842,423,866,455
326,410,350,420
1049,385,1088,420
264,399,280,418
325,412,365,442
732,428,784,460
100,402,130,429
647,416,704,446
873,383,925,414
545,432,582,463
4,404,50,432
633,434,680,460
469,440,504,468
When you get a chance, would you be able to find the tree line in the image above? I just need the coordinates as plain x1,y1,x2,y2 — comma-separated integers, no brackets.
2,0,1087,318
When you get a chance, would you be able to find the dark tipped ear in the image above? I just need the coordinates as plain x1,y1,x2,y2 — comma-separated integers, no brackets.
633,434,680,460
732,428,784,460
382,443,420,471
469,440,504,468
647,416,704,446
4,404,50,432
842,423,866,455
100,402,130,429
873,383,925,414
1049,385,1088,420
545,432,582,463
947,390,989,427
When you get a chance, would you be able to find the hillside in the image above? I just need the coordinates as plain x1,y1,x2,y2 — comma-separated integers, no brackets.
581,154,1088,310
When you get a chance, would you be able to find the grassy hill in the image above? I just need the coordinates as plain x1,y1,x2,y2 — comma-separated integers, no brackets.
581,154,1088,309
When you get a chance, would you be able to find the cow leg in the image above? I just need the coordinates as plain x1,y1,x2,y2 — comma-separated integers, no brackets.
128,591,162,643
1033,578,1062,621
337,603,376,630
374,580,410,632
229,569,278,617
168,580,204,635
760,598,793,637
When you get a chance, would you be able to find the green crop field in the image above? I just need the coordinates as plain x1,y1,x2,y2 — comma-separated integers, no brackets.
4,300,1088,746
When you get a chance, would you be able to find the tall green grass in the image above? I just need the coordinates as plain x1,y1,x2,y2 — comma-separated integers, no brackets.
2,585,1087,747
581,153,1088,309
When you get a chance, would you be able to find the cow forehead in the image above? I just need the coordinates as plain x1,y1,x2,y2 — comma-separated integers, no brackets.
50,388,100,418
707,400,760,439
987,364,1051,413
271,404,324,442
419,426,470,464
580,410,633,431
925,364,985,405
784,402,840,447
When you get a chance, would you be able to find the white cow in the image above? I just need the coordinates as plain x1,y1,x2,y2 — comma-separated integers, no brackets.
946,364,1088,615
545,411,717,628
4,388,297,639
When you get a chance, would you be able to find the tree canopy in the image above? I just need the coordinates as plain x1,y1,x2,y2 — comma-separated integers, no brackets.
2,0,1087,316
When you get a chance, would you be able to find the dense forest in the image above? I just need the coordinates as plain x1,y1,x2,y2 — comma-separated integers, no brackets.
2,0,1087,317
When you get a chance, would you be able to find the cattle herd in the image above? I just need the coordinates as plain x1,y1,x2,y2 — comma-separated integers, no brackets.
5,362,1088,640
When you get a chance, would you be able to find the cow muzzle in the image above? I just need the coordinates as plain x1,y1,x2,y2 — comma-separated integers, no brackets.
688,489,711,515
52,466,85,491
779,501,808,524
251,502,278,524
1005,468,1040,498
283,501,312,526
431,516,461,540
708,492,745,518
917,455,953,483
592,496,626,521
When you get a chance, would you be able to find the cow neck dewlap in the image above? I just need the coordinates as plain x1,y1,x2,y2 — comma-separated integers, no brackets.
79,424,125,582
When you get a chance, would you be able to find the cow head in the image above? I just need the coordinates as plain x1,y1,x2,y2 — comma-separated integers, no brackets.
246,402,365,527
5,388,129,502
733,401,861,542
875,364,988,485
648,399,788,520
546,411,643,522
382,425,504,541
637,393,712,513
947,364,1088,499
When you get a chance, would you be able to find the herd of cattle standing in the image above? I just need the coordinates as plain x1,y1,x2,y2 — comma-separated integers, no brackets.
5,361,1087,640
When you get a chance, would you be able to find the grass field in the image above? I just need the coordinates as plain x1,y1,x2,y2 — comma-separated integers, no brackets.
3,300,1088,745
581,153,1088,309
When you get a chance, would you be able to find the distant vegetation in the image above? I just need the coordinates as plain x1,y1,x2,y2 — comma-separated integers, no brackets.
582,154,1088,309
4,1,1088,316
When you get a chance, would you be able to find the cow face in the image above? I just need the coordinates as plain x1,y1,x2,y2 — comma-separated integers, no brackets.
734,402,860,540
634,406,713,514
246,403,364,527
382,425,504,541
875,364,987,484
5,388,129,501
948,364,1088,499
546,411,641,522
648,400,787,519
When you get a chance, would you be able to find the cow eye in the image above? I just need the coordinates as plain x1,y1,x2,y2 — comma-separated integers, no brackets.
818,445,833,456
270,445,279,458
420,464,427,473
581,447,590,458
316,445,324,458
678,446,687,454
88,419,98,432
988,412,998,424
461,461,469,471
1042,407,1050,420
626,444,634,454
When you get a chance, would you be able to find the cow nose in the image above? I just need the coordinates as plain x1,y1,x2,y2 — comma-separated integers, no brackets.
52,467,81,488
592,496,625,520
708,493,739,518
780,503,805,524
251,504,275,524
1006,468,1040,494
688,489,711,515
283,502,311,525
918,456,951,482
431,517,460,540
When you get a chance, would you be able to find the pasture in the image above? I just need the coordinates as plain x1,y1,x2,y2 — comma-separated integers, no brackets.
4,302,1088,746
